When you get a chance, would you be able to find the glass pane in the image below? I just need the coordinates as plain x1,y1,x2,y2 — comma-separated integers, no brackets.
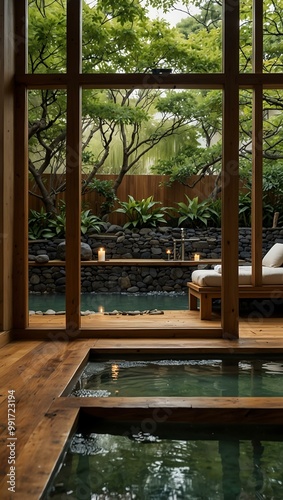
239,89,283,228
79,88,222,309
28,90,67,319
239,0,253,73
263,0,283,73
262,90,283,226
82,1,222,74
28,0,66,74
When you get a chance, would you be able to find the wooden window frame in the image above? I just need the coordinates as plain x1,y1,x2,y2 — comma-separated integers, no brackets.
9,0,277,339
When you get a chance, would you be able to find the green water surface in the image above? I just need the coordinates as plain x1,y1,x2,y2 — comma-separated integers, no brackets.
45,423,283,499
71,358,283,398
29,292,188,312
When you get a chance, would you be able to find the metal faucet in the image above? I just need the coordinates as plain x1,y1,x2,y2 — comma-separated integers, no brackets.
173,228,186,260
181,228,185,261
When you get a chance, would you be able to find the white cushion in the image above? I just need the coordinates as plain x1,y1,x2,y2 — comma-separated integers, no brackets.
191,266,283,286
262,243,283,268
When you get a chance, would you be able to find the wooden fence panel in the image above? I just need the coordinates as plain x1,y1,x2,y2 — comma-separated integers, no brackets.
28,174,218,225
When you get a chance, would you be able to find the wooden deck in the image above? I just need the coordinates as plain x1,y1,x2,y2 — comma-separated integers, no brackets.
1,318,283,498
24,308,283,339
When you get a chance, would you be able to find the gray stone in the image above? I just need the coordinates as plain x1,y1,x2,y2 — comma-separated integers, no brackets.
118,276,131,289
127,286,139,293
120,253,133,259
151,247,162,255
35,254,49,263
30,274,41,285
117,235,126,243
170,268,183,279
143,275,153,284
106,225,123,233
55,277,66,285
56,241,92,260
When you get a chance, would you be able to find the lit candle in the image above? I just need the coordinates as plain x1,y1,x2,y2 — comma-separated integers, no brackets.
194,253,200,261
98,247,105,261
166,249,171,260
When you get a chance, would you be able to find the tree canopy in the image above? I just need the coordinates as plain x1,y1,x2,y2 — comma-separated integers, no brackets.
27,0,283,220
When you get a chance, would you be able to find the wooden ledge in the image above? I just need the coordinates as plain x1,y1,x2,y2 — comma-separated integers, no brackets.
28,258,222,267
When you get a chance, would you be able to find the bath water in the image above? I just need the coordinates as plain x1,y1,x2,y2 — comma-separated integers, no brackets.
45,421,283,499
70,357,283,398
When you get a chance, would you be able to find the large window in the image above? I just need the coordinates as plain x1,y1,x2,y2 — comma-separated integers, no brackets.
14,1,273,337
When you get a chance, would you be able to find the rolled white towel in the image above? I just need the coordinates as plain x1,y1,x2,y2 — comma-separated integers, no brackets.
214,264,222,273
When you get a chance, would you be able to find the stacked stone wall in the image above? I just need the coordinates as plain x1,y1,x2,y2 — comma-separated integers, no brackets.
28,226,283,294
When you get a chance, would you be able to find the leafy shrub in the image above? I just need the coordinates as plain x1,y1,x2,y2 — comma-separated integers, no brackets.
239,190,275,227
83,178,117,217
80,210,105,234
115,195,171,229
175,196,218,228
28,208,55,240
28,203,104,239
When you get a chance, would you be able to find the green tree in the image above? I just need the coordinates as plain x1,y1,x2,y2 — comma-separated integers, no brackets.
153,0,283,213
27,0,198,215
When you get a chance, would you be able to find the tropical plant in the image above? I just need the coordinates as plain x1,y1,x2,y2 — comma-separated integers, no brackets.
175,196,218,228
238,192,252,227
28,208,55,240
205,198,222,228
28,202,104,239
80,210,105,234
48,201,66,237
115,195,171,229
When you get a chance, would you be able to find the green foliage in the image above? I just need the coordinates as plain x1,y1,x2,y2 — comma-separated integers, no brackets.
175,195,218,228
83,178,117,216
238,192,252,227
28,207,55,240
49,204,66,238
115,195,171,229
28,203,104,239
80,210,105,235
205,198,222,228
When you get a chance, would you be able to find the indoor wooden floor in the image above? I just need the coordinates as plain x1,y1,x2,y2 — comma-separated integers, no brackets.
1,313,283,499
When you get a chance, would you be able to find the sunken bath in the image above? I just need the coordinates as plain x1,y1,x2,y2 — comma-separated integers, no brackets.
36,349,283,498
45,414,283,499
65,353,283,399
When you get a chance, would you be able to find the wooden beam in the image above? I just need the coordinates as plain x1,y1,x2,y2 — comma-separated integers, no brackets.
65,0,82,332
0,0,15,331
14,72,283,90
252,86,263,286
13,0,29,329
251,1,263,286
222,0,240,339
253,0,263,74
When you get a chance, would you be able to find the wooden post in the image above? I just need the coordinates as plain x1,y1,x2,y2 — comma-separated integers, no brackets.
65,0,82,334
272,212,279,228
251,0,263,286
222,0,240,339
0,0,15,331
13,0,29,329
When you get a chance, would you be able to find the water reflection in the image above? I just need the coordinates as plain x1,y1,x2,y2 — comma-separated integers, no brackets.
71,357,283,398
45,424,283,499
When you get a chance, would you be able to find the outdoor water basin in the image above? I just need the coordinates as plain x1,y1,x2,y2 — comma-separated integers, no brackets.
66,354,283,398
45,417,283,499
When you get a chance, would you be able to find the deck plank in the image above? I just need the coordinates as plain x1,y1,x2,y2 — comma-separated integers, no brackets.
1,331,283,497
